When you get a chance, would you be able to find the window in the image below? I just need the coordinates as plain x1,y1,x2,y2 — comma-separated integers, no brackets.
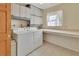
47,10,63,26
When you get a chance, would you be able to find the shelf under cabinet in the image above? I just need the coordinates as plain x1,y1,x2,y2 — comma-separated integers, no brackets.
11,15,30,21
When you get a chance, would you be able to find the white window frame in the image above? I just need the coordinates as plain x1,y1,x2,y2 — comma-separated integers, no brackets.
47,10,63,27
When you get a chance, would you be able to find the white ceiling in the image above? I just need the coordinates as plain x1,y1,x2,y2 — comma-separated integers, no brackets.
31,3,60,9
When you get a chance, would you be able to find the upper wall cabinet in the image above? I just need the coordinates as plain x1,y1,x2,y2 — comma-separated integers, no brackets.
30,16,42,25
20,5,31,19
35,7,42,17
11,4,31,20
30,5,43,25
31,5,35,15
31,5,42,17
34,16,42,24
11,4,20,17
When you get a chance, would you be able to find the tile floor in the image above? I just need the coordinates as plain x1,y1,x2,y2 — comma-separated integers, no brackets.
28,41,79,56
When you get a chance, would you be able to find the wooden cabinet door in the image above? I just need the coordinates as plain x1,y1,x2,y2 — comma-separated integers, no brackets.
34,16,42,24
20,6,26,17
20,5,30,19
0,4,11,56
0,41,6,56
31,15,42,25
11,4,20,16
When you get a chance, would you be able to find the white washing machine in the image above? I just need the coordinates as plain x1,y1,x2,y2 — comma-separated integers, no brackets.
12,28,43,56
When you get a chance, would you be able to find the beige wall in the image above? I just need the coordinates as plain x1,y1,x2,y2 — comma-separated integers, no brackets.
43,3,79,30
11,19,28,28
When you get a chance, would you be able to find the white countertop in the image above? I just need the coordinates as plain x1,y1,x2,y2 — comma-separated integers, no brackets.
41,29,79,38
12,27,42,34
